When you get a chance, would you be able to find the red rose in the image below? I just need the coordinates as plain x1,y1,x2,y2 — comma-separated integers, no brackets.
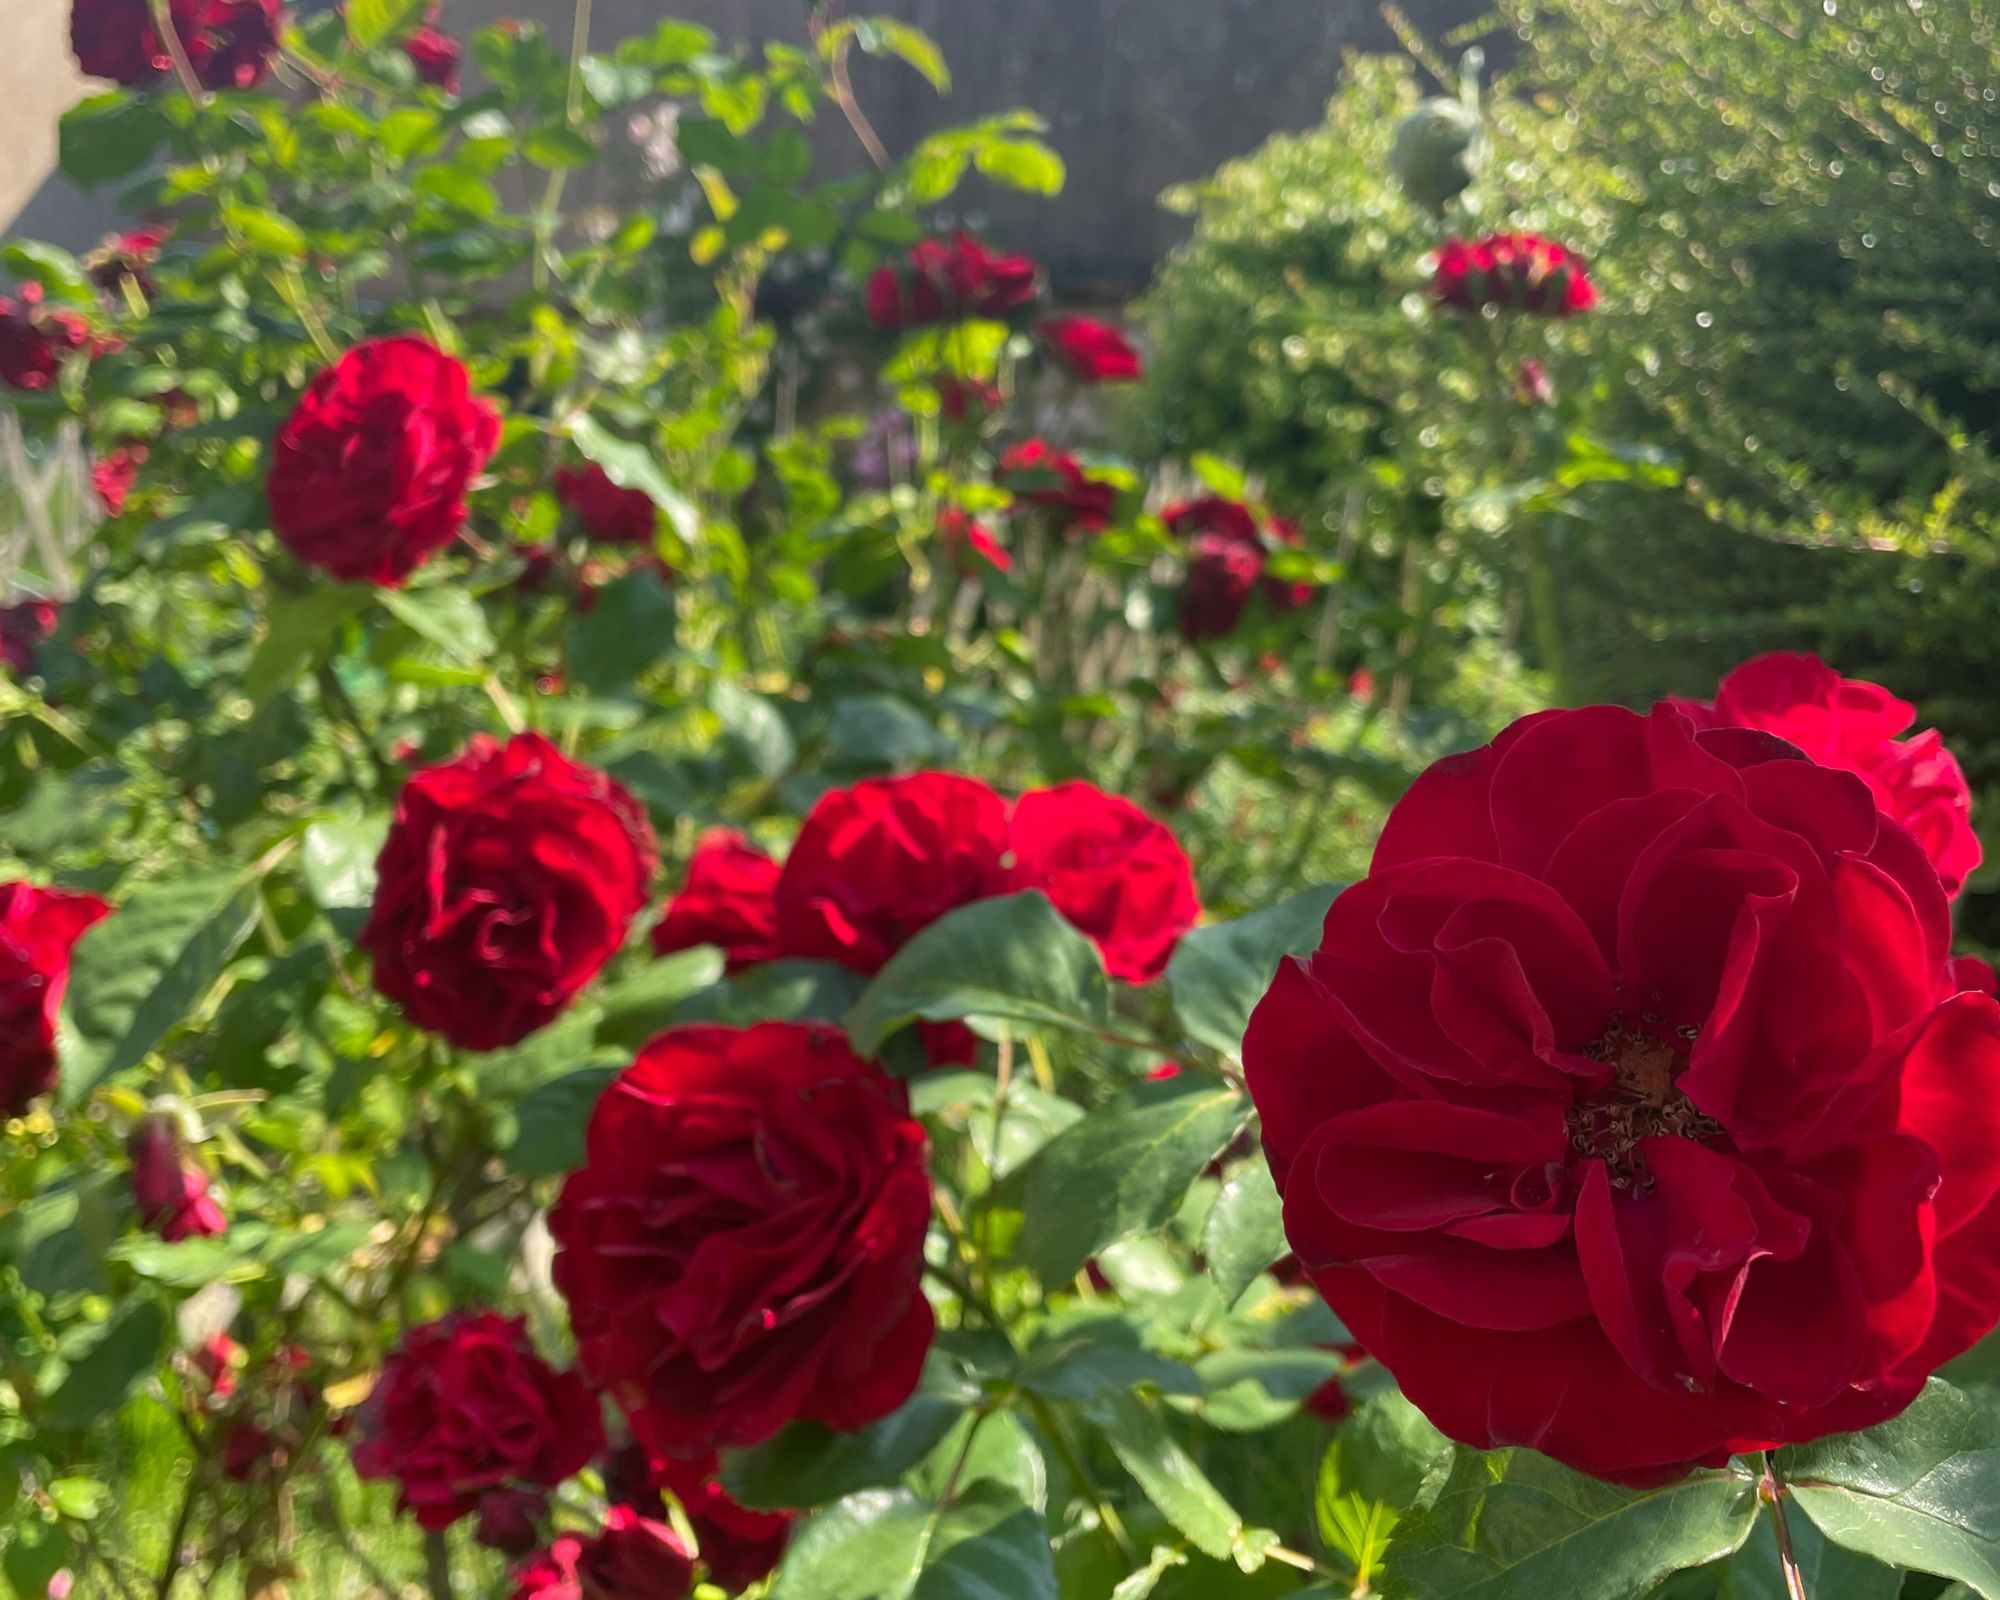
1168,497,1312,640
0,601,60,679
1431,232,1598,317
1672,653,1982,898
1247,702,2000,1482
865,232,1039,329
1009,783,1200,984
92,444,146,516
939,507,1011,575
128,1117,227,1242
69,0,279,90
185,0,281,90
476,1488,548,1557
360,733,657,1051
515,1537,584,1600
936,377,1003,423
514,1511,695,1600
190,1331,242,1404
773,771,1010,972
86,224,171,297
267,336,501,586
649,1452,792,1591
0,883,108,1114
403,24,463,92
550,1023,934,1456
0,285,99,393
1039,316,1142,384
554,463,658,547
996,439,1116,533
220,1420,279,1481
352,1311,604,1531
650,831,782,970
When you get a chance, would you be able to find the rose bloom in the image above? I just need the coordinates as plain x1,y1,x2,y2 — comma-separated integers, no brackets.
475,1488,548,1557
1009,782,1199,984
550,1023,934,1457
647,1452,792,1591
1040,315,1143,384
189,1331,242,1404
69,0,279,90
0,285,99,393
0,601,60,678
650,830,782,970
353,1311,604,1532
86,224,171,297
936,376,1003,424
127,1118,227,1242
0,882,109,1113
865,232,1039,329
1431,232,1598,317
513,1509,695,1600
554,463,658,547
360,733,657,1051
1167,496,1312,641
939,506,1011,575
773,771,1010,972
404,23,463,92
267,336,501,586
996,439,1117,533
1248,702,2000,1482
1673,653,1981,900
92,444,146,517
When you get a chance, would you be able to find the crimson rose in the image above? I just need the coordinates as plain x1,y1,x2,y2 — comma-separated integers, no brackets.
69,0,279,90
939,507,1011,575
1673,652,1981,899
1247,702,2000,1482
1168,496,1312,640
650,1452,792,1590
352,1311,603,1531
0,882,109,1113
1040,316,1142,383
555,463,659,546
865,232,1039,329
513,1509,695,1600
1431,232,1598,316
128,1118,226,1242
361,733,656,1051
267,336,500,586
996,439,1117,533
404,22,463,91
0,285,100,393
549,1023,933,1456
650,831,782,970
1009,783,1199,983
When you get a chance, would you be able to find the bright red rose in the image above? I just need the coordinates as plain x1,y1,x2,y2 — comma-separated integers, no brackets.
1040,316,1143,383
190,1332,242,1404
92,444,146,516
267,336,501,586
352,1311,603,1532
864,232,1039,329
650,831,782,970
1431,233,1598,317
404,24,463,92
360,733,656,1051
554,463,659,547
0,601,60,679
773,772,1010,972
70,0,279,89
996,439,1117,533
939,507,1011,575
128,1118,227,1243
550,1023,934,1457
0,883,108,1114
1009,783,1200,983
1247,702,2000,1483
1672,653,1981,899
0,285,99,392
646,1451,793,1591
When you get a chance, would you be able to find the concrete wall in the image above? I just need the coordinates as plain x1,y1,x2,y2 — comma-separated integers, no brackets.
5,1,1485,289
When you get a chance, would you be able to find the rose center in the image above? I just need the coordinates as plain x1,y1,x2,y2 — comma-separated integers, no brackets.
1565,1017,1722,1191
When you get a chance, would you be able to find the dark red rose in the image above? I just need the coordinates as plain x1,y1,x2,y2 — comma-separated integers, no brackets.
360,733,657,1051
0,285,99,393
267,336,501,586
128,1117,226,1242
650,831,782,970
1431,232,1597,316
220,1420,279,1482
773,772,1010,972
1671,653,1982,899
184,0,281,89
649,1452,792,1591
86,224,171,298
550,1023,933,1457
70,0,278,89
0,883,108,1114
1039,316,1142,383
1247,702,2000,1483
864,232,1040,329
577,1507,695,1600
476,1488,550,1557
404,24,463,91
0,601,60,678
939,507,1010,575
1168,497,1312,641
554,463,658,547
92,444,146,516
1008,783,1200,984
352,1311,603,1532
936,377,1002,423
996,439,1116,533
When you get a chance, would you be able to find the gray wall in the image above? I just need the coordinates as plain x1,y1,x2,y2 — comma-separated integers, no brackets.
7,1,1485,290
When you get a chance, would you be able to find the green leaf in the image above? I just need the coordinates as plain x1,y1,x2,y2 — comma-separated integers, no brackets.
45,1477,110,1521
347,0,425,50
771,1483,1057,1600
244,585,368,702
1380,1448,1759,1600
1717,1512,1901,1600
851,19,951,92
914,1481,1059,1599
1015,1314,1200,1402
1167,884,1340,1058
43,1302,168,1431
712,680,795,780
107,1236,257,1288
526,124,602,168
220,203,309,257
828,695,947,772
301,816,386,912
973,137,1066,195
253,1219,373,1278
503,1066,617,1178
595,949,727,1049
59,94,170,187
672,961,870,1029
1780,1379,2000,1598
1201,1160,1286,1307
62,872,263,1103
479,1006,603,1098
1005,1075,1247,1285
569,570,677,693
1084,1390,1244,1562
846,892,1112,1057
569,415,699,543
380,586,496,664
724,1375,964,1512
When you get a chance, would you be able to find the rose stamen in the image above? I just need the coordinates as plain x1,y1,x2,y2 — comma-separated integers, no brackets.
1567,1016,1722,1191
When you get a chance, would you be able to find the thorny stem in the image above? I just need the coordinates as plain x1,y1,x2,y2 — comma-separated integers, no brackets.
1759,1454,1810,1600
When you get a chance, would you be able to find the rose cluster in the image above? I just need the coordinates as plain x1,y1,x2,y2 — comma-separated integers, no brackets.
1167,495,1315,641
1431,231,1598,317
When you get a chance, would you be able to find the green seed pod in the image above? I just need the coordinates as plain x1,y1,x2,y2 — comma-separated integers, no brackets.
1391,96,1486,214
